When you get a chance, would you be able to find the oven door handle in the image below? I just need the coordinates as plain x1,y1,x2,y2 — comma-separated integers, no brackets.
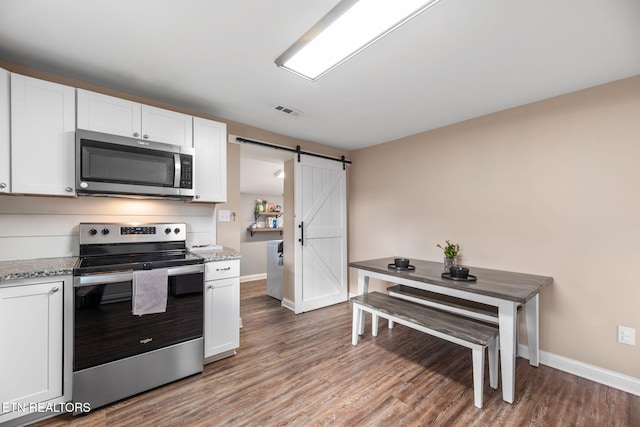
74,264,204,287
168,264,204,276
75,271,134,287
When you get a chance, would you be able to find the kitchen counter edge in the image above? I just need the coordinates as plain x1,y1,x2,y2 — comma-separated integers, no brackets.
195,249,242,263
0,257,78,283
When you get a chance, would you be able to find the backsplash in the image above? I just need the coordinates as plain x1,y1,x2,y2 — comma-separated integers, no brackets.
0,195,216,261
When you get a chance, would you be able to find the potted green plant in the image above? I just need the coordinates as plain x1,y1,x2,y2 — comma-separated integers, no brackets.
437,240,460,271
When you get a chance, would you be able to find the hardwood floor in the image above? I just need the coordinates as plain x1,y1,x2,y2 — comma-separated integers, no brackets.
35,280,639,426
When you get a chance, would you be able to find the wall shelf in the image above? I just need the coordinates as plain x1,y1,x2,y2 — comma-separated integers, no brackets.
247,227,283,237
254,211,284,220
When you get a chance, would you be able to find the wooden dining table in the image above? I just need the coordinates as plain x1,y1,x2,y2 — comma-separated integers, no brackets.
348,257,552,404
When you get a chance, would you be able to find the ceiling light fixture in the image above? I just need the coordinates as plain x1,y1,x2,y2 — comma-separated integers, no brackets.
274,169,285,178
275,0,442,81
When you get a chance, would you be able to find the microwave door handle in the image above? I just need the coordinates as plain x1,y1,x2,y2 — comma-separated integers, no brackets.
174,153,181,188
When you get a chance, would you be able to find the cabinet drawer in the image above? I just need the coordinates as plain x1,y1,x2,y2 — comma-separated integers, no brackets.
205,260,239,280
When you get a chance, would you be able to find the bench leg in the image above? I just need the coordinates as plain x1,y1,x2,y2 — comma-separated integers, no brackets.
388,319,394,329
472,347,485,409
488,337,498,389
352,305,362,345
372,314,379,337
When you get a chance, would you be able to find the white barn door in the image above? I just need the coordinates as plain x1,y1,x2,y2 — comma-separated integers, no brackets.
294,155,347,313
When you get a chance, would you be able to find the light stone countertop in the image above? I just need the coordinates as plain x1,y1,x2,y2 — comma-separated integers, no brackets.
0,247,241,283
192,248,242,263
0,257,78,282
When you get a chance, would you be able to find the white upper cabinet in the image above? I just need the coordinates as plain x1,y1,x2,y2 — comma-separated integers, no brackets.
142,104,193,147
77,89,141,138
10,74,76,196
0,68,9,193
192,117,227,203
77,89,193,146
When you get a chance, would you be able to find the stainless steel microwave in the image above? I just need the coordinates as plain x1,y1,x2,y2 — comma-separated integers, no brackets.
76,130,195,198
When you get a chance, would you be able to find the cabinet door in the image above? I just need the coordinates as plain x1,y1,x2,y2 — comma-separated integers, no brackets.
141,105,193,146
204,277,240,358
0,281,63,414
0,68,9,193
11,74,76,196
77,88,142,138
193,117,227,202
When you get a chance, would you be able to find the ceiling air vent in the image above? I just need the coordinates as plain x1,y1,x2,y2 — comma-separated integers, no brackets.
274,105,302,117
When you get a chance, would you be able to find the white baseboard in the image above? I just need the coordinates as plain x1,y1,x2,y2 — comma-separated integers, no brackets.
518,344,640,397
240,273,267,283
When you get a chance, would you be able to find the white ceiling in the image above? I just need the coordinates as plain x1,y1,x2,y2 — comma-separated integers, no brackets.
1,0,639,151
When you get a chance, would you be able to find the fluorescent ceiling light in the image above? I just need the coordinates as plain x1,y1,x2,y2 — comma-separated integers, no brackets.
275,0,441,81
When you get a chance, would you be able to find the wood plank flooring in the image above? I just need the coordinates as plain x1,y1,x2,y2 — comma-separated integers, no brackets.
35,280,639,426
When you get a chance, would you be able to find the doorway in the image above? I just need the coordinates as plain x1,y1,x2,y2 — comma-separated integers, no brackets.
239,143,292,299
237,141,348,313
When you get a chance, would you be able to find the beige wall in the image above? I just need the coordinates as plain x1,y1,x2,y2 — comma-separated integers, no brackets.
348,75,640,379
216,143,241,252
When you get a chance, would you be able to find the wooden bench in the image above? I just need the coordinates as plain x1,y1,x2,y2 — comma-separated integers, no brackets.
351,292,499,408
387,284,521,327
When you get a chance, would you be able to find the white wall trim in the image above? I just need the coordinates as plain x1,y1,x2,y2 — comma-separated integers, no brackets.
518,344,640,397
240,273,267,283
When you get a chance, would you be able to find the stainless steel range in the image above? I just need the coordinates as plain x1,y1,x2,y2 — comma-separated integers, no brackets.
72,222,204,412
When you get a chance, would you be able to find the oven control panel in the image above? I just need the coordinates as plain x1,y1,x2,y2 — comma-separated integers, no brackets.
79,223,186,245
121,226,157,235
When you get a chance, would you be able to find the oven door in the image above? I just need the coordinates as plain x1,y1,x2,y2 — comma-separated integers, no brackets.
73,265,203,372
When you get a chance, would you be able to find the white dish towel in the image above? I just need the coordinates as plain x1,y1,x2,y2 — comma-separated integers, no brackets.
132,268,168,315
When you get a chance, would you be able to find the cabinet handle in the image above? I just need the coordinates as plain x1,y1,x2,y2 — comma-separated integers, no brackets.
133,132,140,137
207,285,213,290
143,134,149,139
65,187,73,192
0,183,6,189
51,287,59,293
195,195,200,199
216,267,231,271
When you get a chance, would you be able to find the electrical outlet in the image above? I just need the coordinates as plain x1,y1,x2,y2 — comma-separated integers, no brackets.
617,326,636,346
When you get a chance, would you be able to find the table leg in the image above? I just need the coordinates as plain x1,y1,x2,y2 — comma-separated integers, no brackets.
498,301,518,403
526,294,539,367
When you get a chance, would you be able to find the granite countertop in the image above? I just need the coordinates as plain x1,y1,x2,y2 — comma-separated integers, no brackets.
0,247,241,282
189,247,242,263
0,257,78,282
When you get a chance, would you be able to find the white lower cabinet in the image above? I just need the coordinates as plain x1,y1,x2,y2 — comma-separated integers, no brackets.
0,276,72,424
204,260,240,360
